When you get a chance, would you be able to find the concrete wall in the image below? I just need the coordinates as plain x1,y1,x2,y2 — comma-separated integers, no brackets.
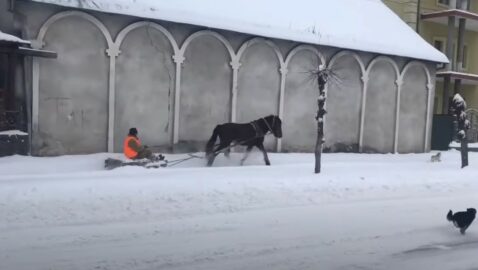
324,53,362,152
16,2,436,155
179,34,231,151
282,49,323,152
36,16,109,155
236,42,281,151
114,26,174,153
399,65,428,153
363,60,398,153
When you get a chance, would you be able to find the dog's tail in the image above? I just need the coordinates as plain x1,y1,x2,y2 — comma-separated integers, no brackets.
447,210,454,222
205,125,220,156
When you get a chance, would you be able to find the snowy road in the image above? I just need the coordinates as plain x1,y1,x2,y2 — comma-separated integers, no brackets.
1,151,478,269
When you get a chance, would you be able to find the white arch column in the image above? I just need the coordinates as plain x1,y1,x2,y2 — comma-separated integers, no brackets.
425,83,434,152
277,64,288,152
230,58,241,123
172,54,185,144
106,45,120,152
359,74,369,152
393,78,403,153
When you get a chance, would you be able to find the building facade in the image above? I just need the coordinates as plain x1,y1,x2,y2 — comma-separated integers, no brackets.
0,0,445,156
384,0,478,141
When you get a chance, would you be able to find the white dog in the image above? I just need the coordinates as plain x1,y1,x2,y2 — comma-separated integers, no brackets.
431,152,441,162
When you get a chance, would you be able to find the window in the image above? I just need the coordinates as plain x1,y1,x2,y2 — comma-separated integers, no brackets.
462,45,468,69
434,39,444,52
432,37,468,71
437,0,450,7
433,37,446,70
452,43,468,70
438,0,471,9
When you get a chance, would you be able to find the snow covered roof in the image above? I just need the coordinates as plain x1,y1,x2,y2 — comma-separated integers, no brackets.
29,0,448,63
0,31,30,44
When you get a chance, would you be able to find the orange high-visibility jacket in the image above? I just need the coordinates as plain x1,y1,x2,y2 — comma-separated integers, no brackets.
123,135,140,159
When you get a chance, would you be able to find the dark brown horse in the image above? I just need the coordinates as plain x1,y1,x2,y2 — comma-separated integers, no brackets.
205,115,282,166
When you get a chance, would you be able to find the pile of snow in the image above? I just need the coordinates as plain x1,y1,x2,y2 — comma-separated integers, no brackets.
1,151,477,269
450,141,478,148
0,30,30,44
31,0,448,63
0,129,28,136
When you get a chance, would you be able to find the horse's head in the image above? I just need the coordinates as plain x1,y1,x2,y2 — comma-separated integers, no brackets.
265,115,282,138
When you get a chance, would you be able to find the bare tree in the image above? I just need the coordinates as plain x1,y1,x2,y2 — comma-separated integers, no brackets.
450,93,470,168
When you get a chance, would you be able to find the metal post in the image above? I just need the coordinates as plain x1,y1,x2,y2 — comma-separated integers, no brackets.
454,0,466,95
416,0,421,33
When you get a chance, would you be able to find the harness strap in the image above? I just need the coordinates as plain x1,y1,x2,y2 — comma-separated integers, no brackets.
250,121,264,137
262,117,273,134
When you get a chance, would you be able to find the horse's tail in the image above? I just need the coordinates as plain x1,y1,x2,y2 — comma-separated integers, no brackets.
205,125,220,155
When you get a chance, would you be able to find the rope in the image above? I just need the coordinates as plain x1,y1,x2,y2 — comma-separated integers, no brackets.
164,155,199,167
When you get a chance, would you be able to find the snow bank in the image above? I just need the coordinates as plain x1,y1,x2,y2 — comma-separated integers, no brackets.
0,130,28,136
30,0,448,63
450,141,478,148
1,151,476,228
0,31,30,44
1,151,477,269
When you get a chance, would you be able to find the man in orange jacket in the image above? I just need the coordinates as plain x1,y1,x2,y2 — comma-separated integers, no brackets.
123,127,164,161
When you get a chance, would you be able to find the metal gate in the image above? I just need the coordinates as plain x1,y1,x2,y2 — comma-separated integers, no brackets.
466,108,478,143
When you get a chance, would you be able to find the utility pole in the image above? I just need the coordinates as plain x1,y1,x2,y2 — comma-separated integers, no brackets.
443,6,455,114
454,0,467,95
416,0,421,33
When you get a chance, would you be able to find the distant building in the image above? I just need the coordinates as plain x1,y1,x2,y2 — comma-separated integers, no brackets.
384,0,478,142
0,0,446,156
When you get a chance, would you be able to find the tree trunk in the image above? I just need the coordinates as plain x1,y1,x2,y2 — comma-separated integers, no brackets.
315,120,323,174
314,74,326,174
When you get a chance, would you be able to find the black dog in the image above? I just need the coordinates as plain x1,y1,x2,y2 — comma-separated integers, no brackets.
447,208,476,234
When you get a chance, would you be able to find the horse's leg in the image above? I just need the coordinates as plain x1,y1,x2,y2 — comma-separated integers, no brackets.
206,144,221,167
240,145,253,166
214,142,231,154
207,153,216,166
207,151,216,166
224,148,231,158
207,143,230,166
256,143,271,166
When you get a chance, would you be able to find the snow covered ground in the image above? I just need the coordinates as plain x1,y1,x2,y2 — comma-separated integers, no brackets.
1,150,477,270
450,141,478,148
